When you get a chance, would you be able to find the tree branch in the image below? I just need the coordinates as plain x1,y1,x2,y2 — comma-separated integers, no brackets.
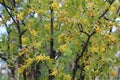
71,31,95,80
0,2,12,10
77,23,89,36
99,0,115,19
50,7,55,59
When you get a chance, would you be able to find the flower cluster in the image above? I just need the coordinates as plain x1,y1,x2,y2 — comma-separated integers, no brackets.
90,43,99,53
84,65,90,70
37,9,43,14
25,58,34,67
16,12,24,20
36,55,51,62
51,69,58,76
18,66,26,74
110,69,117,77
32,41,41,48
30,29,37,36
105,34,116,44
65,33,73,42
51,2,59,9
64,74,71,80
28,8,33,13
58,33,65,43
22,36,27,43
59,44,67,52
94,25,100,32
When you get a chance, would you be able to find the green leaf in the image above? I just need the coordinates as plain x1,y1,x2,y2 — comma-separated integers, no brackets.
81,0,86,9
63,48,72,56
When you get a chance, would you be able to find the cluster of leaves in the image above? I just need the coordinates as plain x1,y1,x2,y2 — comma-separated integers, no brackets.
0,0,120,80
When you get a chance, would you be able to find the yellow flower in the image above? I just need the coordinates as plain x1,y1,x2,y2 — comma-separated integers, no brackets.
94,25,100,32
51,2,59,9
16,12,24,20
81,19,89,25
74,39,79,46
106,34,116,43
36,55,50,62
87,2,95,8
110,70,117,77
25,58,34,67
100,43,106,53
18,47,30,56
59,44,67,52
65,37,72,42
64,74,71,80
33,41,41,48
28,8,33,13
100,58,105,64
45,24,50,31
84,65,90,70
90,45,99,53
51,69,58,76
109,6,116,12
87,9,95,17
58,33,64,43
36,55,45,61
18,66,26,74
30,29,37,36
22,37,26,43
37,9,43,14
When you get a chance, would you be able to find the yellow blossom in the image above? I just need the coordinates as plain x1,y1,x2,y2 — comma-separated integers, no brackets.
28,8,33,13
58,33,64,43
90,45,99,53
110,70,117,77
30,29,37,36
105,34,116,43
37,9,43,14
94,25,100,32
87,9,95,17
65,37,73,42
100,58,105,64
25,58,34,67
87,2,95,8
100,43,106,53
64,74,71,80
45,24,50,31
51,2,59,9
65,33,73,42
81,19,89,25
51,69,58,76
74,39,79,46
18,47,30,56
59,44,67,52
36,55,50,62
33,41,41,48
22,37,26,43
18,66,26,74
109,6,116,12
84,65,90,70
16,12,24,20
109,22,115,26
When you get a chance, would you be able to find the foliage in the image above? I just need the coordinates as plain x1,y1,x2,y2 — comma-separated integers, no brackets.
0,0,120,80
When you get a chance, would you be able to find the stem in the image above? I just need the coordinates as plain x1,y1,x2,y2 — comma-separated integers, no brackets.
99,0,115,19
50,7,55,59
48,6,55,80
71,31,95,80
